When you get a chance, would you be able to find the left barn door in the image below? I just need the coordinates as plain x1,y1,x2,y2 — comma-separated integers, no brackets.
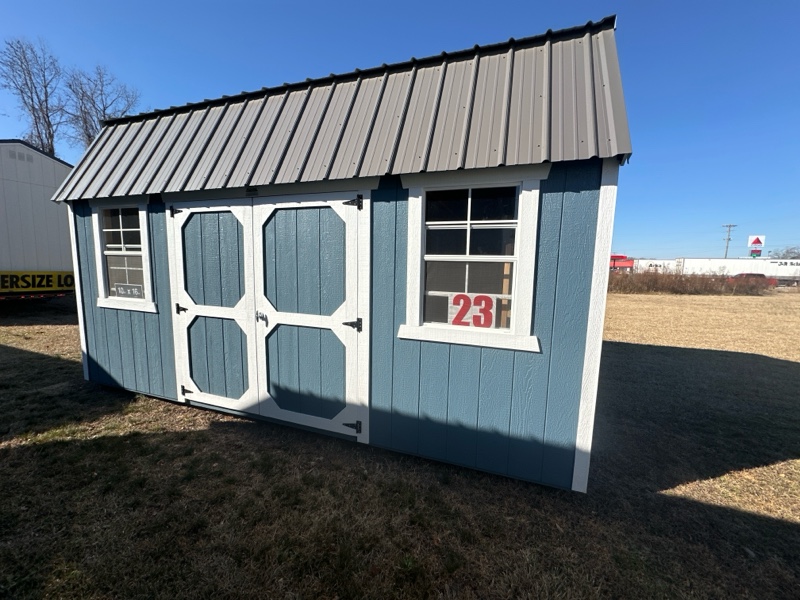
169,201,259,413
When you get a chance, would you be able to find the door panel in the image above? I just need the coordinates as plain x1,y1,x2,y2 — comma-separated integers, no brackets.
266,325,346,419
183,211,245,308
169,194,368,440
254,195,366,441
263,207,345,316
189,316,249,399
170,202,258,414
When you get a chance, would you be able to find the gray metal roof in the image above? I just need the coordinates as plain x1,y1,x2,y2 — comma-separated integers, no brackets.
54,16,631,202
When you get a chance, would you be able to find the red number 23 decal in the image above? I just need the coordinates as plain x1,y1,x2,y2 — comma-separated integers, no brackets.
452,294,493,328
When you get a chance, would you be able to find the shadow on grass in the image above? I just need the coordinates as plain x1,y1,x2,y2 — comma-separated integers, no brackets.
0,295,78,327
0,342,134,440
594,341,800,493
0,412,797,599
0,338,798,598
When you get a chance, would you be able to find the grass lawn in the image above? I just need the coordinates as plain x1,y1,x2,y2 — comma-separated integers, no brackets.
0,294,798,599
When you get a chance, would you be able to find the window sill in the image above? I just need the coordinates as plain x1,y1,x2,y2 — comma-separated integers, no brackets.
96,297,158,313
397,324,541,353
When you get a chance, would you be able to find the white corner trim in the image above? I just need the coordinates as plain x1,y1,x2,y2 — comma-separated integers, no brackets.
398,324,541,352
66,202,89,380
572,158,619,493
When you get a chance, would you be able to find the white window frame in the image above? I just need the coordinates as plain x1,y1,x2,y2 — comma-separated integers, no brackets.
398,165,550,352
90,199,157,313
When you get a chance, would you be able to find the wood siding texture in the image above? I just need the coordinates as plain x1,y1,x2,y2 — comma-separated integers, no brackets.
73,200,177,399
263,207,345,315
369,161,601,488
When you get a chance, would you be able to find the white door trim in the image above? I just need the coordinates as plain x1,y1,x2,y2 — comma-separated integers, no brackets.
166,199,259,414
252,191,370,442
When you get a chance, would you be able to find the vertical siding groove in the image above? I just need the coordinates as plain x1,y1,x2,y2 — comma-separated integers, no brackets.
323,77,362,180
354,72,389,177
538,170,566,479
242,91,290,187
498,46,515,166
267,86,313,185
421,61,448,172
296,83,337,182
457,53,480,170
385,66,418,174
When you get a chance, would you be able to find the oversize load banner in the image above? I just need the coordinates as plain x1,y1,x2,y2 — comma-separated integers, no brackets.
0,271,75,293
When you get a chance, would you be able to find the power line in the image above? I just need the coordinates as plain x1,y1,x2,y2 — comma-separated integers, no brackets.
722,224,737,258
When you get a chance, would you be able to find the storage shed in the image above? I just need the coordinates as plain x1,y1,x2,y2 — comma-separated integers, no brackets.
55,15,631,492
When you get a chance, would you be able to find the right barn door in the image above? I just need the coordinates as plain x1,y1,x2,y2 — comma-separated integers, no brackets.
252,193,368,442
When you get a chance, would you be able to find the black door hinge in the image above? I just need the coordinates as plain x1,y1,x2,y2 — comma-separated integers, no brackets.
343,420,362,434
175,303,188,314
181,385,193,396
170,205,183,217
342,317,362,332
342,194,363,210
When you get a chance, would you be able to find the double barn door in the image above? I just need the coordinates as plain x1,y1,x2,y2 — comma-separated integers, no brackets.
167,193,369,442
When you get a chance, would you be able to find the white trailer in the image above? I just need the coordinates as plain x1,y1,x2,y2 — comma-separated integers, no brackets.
0,140,74,298
633,257,800,285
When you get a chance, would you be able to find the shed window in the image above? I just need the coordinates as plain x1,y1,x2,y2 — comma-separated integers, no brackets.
423,187,517,329
91,202,157,313
398,169,546,353
101,208,146,298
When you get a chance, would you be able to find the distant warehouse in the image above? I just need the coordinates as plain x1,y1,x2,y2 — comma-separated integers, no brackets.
55,16,631,492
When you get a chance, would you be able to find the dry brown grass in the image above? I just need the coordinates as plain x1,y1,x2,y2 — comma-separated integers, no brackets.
605,292,800,362
0,295,798,599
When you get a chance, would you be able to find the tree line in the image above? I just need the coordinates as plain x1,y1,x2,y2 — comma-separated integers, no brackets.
0,38,139,158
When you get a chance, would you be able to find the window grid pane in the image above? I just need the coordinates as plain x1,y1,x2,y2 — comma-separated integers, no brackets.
101,207,147,300
422,186,518,330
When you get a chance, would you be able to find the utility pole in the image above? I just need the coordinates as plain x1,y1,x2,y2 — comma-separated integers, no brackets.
722,224,737,258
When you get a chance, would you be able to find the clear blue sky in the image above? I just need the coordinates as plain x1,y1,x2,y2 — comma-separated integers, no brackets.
1,0,798,259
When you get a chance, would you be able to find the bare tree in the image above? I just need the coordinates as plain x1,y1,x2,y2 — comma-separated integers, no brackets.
771,246,800,260
0,38,65,156
64,66,140,148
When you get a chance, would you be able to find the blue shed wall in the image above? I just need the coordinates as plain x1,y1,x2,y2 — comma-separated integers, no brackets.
73,200,177,400
71,159,602,490
369,161,602,489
